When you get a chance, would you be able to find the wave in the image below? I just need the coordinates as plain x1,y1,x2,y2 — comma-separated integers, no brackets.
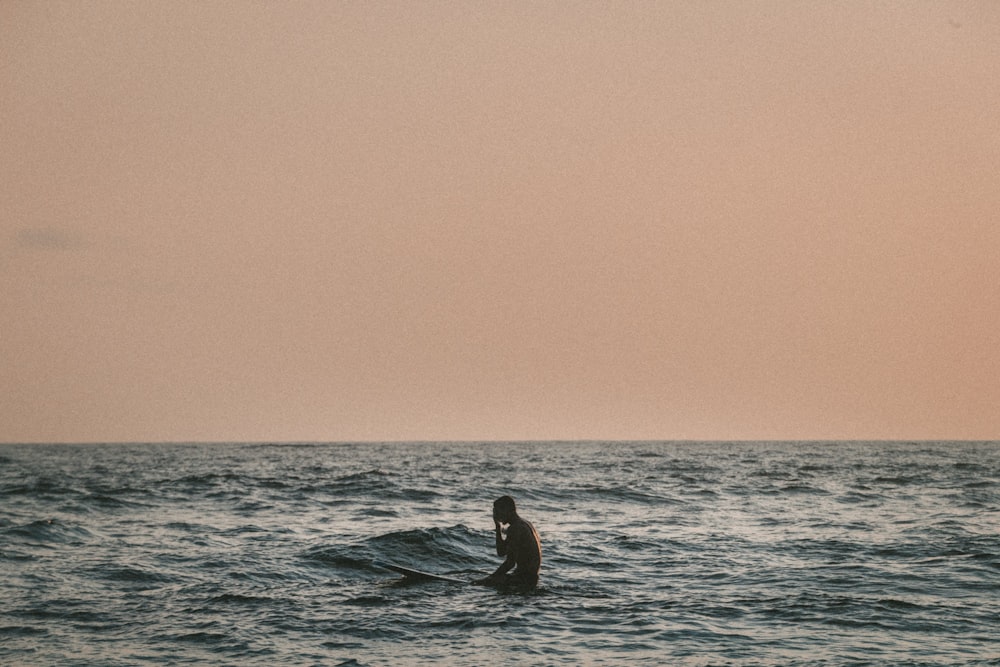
777,483,831,495
207,593,275,606
303,525,484,578
1,518,94,546
336,468,394,482
142,467,448,508
0,478,79,498
1,475,159,517
0,625,49,639
871,474,931,486
568,483,685,506
95,565,180,590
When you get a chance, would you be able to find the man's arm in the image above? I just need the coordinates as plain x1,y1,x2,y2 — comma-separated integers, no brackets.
477,549,515,584
495,521,507,557
474,523,517,585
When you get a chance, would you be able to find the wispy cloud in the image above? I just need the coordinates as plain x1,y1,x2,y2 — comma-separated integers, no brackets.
12,227,83,252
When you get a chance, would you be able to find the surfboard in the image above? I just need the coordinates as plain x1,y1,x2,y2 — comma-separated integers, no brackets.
374,561,468,584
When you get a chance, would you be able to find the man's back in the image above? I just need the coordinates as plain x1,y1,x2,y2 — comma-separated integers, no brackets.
508,516,541,576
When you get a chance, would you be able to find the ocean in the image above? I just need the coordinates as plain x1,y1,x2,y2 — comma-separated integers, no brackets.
1,441,997,666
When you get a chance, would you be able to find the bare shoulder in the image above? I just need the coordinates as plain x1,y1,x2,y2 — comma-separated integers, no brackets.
511,517,536,540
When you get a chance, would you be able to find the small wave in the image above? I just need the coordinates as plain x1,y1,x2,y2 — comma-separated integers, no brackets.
779,483,830,495
173,630,230,645
219,524,283,537
164,521,210,533
798,464,836,473
19,605,103,623
343,594,390,607
208,593,274,605
257,477,293,490
0,624,49,639
366,525,481,567
302,545,375,572
820,616,895,631
359,507,399,518
318,469,395,494
304,525,483,578
82,492,152,510
837,490,884,505
337,469,393,482
311,469,444,503
872,475,927,486
158,472,247,491
234,499,275,513
2,518,94,545
571,483,681,505
0,478,78,498
750,469,796,480
101,566,176,586
876,598,924,611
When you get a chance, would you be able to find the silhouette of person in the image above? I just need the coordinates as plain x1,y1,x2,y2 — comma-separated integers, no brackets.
473,495,541,590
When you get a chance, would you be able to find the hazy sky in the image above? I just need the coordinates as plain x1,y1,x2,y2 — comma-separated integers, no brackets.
2,1,998,443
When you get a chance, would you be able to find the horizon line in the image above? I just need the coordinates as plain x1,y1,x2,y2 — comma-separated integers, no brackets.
2,438,997,446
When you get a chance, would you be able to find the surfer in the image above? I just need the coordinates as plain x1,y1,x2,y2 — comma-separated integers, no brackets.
473,495,541,590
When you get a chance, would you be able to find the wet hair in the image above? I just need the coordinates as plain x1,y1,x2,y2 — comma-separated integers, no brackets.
494,495,516,514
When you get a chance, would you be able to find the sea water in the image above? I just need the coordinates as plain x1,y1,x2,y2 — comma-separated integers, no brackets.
1,441,997,666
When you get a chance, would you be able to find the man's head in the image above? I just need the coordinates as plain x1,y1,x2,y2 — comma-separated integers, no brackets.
493,495,516,523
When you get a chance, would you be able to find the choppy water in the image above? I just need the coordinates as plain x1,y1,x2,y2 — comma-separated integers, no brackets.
1,441,998,666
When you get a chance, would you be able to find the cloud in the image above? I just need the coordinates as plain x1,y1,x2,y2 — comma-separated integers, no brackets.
12,228,83,251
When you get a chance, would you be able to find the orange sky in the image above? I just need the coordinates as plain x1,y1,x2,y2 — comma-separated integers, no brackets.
2,2,998,442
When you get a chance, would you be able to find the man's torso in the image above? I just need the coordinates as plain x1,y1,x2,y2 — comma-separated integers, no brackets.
509,517,542,575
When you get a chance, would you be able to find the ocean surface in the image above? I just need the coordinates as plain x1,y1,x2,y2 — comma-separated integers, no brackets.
1,441,998,666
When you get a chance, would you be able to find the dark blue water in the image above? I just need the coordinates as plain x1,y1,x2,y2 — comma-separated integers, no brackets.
1,441,998,666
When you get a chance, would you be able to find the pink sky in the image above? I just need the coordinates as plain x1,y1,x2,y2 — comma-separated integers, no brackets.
2,2,998,442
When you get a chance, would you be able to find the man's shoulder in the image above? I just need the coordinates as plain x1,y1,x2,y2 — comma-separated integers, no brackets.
512,517,535,534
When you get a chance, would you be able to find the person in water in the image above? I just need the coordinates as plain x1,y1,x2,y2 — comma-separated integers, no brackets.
473,495,541,589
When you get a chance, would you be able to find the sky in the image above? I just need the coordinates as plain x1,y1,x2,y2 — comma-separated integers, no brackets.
2,1,999,443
